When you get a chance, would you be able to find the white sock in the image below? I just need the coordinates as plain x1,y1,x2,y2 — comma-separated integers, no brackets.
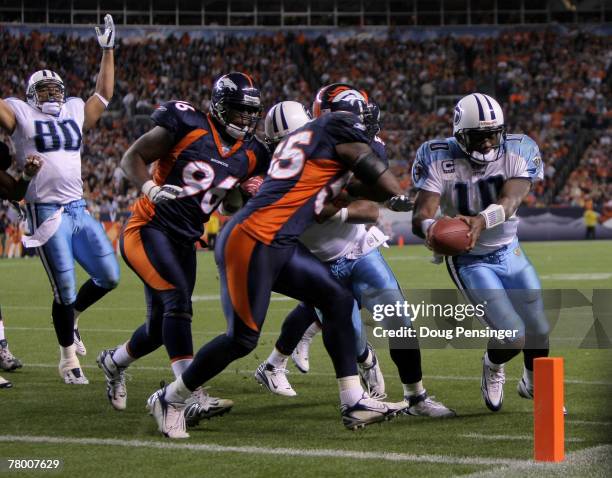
112,343,136,368
60,344,77,362
171,358,192,379
403,381,425,398
267,348,289,368
484,352,504,371
0,319,5,342
302,321,322,341
523,367,534,390
74,310,81,329
338,375,364,406
166,375,192,403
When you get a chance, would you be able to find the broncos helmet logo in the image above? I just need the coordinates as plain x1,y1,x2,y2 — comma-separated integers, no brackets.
217,77,238,91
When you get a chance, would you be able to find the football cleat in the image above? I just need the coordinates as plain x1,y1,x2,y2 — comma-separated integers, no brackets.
404,392,456,418
291,338,311,373
59,357,89,385
340,393,404,430
0,342,23,371
358,344,386,400
0,375,12,388
517,377,567,415
146,386,189,439
254,362,297,397
73,328,87,356
183,387,234,427
481,355,505,412
96,349,127,411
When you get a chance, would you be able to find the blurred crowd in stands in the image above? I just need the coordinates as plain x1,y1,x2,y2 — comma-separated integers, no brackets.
0,27,610,256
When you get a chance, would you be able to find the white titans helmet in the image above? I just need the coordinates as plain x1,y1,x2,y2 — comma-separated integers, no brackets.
26,69,65,115
264,101,311,146
453,93,505,164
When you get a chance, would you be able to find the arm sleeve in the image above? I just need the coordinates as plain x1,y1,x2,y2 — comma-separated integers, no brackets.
325,112,370,146
411,143,443,193
151,101,194,140
507,136,544,182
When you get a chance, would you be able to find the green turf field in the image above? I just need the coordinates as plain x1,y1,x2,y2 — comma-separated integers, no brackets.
1,241,611,477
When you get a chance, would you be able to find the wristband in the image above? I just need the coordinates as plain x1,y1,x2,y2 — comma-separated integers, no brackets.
421,218,435,237
94,92,109,108
479,203,506,229
142,180,156,197
331,207,349,223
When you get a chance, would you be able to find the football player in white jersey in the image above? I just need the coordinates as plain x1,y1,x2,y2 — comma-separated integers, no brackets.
411,93,550,412
0,15,119,384
254,97,455,417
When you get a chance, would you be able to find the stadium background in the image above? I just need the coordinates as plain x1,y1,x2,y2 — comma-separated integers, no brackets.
0,0,610,255
0,2,611,477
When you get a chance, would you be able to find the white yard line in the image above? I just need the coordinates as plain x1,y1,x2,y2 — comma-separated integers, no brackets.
459,444,612,478
566,420,612,426
0,434,532,467
460,433,585,443
17,363,612,386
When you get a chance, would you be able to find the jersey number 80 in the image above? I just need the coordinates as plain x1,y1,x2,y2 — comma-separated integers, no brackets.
34,120,82,153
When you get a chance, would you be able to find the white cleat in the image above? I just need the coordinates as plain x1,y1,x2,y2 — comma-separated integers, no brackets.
73,328,87,356
0,342,23,371
183,387,234,427
341,393,404,430
405,392,456,418
481,356,505,412
0,375,12,389
96,349,127,411
254,362,297,397
517,377,567,415
146,386,189,439
59,357,89,385
291,338,311,373
358,344,386,400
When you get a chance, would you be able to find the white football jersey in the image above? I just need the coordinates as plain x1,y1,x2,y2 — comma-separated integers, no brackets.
5,97,85,204
300,220,366,263
412,135,543,255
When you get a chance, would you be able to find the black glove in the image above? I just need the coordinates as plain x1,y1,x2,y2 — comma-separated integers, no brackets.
386,195,413,212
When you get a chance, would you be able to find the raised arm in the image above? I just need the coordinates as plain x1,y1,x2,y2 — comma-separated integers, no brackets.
84,14,115,131
0,99,17,134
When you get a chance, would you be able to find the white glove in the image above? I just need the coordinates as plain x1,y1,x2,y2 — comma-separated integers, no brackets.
142,180,183,204
95,14,115,49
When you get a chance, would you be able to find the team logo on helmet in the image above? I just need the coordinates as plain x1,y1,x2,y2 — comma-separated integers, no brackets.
217,77,238,91
453,106,463,125
333,89,367,106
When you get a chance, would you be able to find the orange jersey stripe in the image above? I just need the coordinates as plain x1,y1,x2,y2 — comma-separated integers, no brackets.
153,128,208,185
224,224,259,332
241,159,344,244
246,149,257,176
122,226,175,291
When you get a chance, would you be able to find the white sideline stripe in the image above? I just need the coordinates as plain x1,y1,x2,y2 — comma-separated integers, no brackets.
567,420,612,426
539,273,612,281
461,433,585,443
0,435,532,466
460,445,612,478
17,363,612,386
5,326,281,337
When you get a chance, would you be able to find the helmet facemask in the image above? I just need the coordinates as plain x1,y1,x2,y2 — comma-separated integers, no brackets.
27,80,65,116
212,99,262,140
455,126,506,165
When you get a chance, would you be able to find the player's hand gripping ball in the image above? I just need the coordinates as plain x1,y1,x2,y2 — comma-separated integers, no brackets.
428,217,471,256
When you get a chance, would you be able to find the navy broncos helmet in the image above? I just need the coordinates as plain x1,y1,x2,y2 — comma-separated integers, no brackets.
210,72,263,140
312,83,376,139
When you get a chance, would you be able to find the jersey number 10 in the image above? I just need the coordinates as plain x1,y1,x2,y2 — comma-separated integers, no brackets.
34,120,82,153
454,175,504,216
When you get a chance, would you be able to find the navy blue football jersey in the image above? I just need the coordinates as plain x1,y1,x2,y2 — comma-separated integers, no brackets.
127,100,270,242
234,111,372,246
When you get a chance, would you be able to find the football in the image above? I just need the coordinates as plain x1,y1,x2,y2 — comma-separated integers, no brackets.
429,217,471,256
